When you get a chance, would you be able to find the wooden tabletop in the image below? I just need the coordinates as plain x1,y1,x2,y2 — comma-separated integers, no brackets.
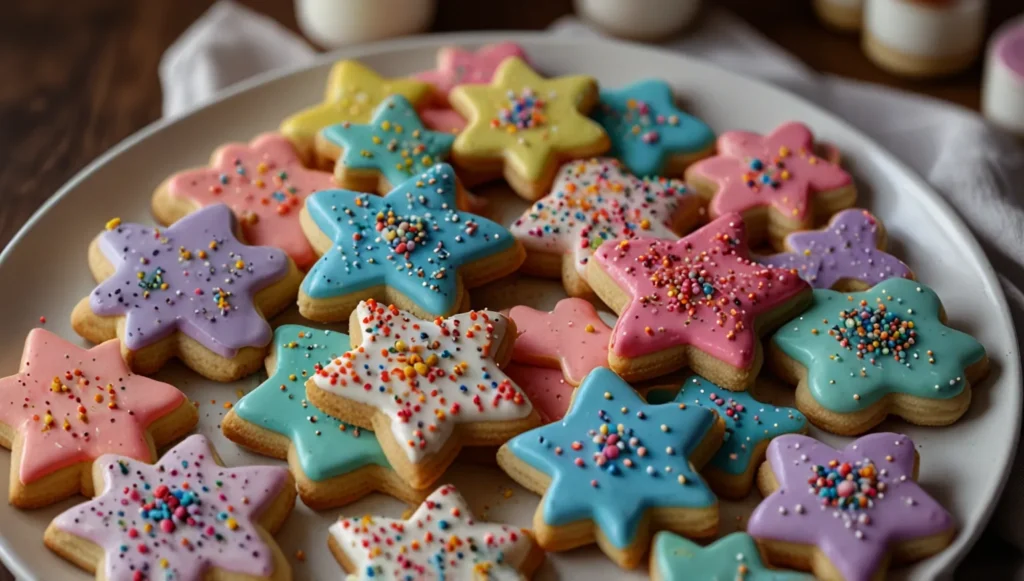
0,0,1021,579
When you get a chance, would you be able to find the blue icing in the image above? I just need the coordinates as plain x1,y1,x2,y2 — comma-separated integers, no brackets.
654,532,814,581
591,79,715,178
301,163,516,315
233,324,391,481
321,95,455,187
646,376,807,476
506,367,717,549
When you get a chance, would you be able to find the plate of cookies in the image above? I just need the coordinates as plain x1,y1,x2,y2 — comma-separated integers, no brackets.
0,32,1016,581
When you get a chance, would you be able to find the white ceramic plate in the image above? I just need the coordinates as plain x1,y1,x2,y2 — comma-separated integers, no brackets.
0,33,1017,581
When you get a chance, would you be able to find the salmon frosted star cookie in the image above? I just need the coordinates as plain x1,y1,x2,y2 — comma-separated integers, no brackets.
328,484,544,579
0,329,197,508
414,42,529,133
768,277,988,435
748,433,955,581
651,532,813,581
511,157,704,297
280,60,430,166
298,163,524,322
71,204,303,382
152,132,335,270
306,300,540,490
758,208,913,291
686,122,856,249
44,435,297,581
586,213,811,390
592,79,716,178
498,367,725,569
222,325,424,510
449,57,610,200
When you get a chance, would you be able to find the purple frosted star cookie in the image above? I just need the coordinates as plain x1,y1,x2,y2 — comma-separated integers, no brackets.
758,209,912,290
748,432,955,581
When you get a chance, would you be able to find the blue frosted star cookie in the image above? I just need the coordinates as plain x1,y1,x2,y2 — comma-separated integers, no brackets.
651,532,813,581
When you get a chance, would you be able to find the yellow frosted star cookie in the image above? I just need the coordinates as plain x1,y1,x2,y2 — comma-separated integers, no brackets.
280,60,430,166
449,57,609,200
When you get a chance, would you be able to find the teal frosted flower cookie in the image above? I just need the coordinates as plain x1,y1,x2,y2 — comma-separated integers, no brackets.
497,367,725,569
222,324,424,509
651,532,813,581
769,277,989,435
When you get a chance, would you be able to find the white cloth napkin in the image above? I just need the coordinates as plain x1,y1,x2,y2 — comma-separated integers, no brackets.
159,0,1024,573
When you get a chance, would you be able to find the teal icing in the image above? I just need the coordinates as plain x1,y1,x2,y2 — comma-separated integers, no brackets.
646,376,806,476
770,277,987,413
505,367,717,549
233,324,391,481
591,79,715,178
654,531,813,581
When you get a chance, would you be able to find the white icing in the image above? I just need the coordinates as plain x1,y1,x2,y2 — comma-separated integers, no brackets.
865,0,986,58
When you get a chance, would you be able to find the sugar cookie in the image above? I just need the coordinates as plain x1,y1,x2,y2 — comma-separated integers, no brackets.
70,204,303,381
0,328,197,508
508,298,611,386
651,531,813,581
503,364,574,424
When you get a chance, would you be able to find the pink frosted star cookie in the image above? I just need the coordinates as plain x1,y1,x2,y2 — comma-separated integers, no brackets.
44,435,297,581
511,157,704,296
328,484,544,579
0,329,197,508
153,132,336,270
686,122,856,250
748,433,955,581
305,299,540,490
586,213,811,390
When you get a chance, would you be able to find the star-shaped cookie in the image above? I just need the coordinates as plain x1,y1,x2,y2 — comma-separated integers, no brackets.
71,204,303,381
747,433,955,581
449,57,610,200
758,208,913,290
497,367,724,569
587,213,811,390
511,157,704,296
298,163,524,321
0,329,196,508
769,277,988,435
652,532,813,581
592,79,715,178
685,121,856,249
223,324,423,509
153,132,335,270
306,300,540,489
508,297,612,386
280,60,430,164
44,435,296,581
328,484,543,579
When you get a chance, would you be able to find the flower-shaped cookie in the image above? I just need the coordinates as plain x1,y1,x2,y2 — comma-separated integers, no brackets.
0,329,196,508
44,435,296,581
511,157,703,296
686,121,856,249
449,57,610,200
328,484,543,579
748,433,955,581
280,60,430,164
71,204,302,381
587,213,811,390
497,367,723,569
592,79,715,178
508,298,612,386
769,277,988,435
651,532,813,581
758,208,913,290
153,132,334,270
414,42,528,133
298,163,524,321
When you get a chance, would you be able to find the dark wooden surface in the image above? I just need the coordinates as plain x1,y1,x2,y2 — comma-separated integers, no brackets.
0,1,1021,579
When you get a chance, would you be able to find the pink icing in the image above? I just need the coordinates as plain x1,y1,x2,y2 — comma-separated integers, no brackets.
504,363,572,423
593,213,809,368
689,122,852,221
51,435,290,581
508,298,611,386
166,133,334,270
0,329,187,485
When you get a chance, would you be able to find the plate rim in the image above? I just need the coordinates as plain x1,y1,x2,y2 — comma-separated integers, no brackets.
0,30,1018,580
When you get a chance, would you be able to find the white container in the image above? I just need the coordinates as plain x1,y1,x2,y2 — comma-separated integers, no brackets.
982,16,1024,136
573,0,702,41
295,0,437,49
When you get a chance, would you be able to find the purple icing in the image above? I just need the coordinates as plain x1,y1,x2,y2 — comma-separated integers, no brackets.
994,19,1024,78
758,209,911,289
89,204,289,357
747,433,953,581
